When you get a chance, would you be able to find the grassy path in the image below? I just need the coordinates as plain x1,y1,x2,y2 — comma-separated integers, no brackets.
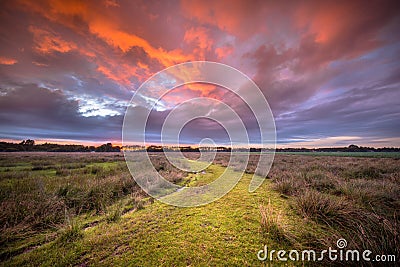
5,164,303,266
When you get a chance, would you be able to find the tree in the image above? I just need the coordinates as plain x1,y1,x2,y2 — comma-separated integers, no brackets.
95,143,120,152
20,139,35,146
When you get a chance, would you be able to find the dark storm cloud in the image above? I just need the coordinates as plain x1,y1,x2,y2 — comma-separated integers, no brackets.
275,83,400,141
0,84,123,141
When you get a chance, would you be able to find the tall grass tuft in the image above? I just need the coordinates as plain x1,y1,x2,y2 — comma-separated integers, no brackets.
260,199,289,243
58,221,83,243
295,189,400,259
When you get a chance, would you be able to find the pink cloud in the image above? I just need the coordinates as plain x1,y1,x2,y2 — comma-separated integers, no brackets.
0,56,17,65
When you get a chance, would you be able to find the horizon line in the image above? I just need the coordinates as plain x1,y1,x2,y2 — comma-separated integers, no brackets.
1,139,399,150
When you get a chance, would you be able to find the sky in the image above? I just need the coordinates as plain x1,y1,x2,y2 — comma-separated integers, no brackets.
0,0,399,147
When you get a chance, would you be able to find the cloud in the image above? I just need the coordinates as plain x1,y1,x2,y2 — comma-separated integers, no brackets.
184,26,214,59
19,0,194,67
180,0,271,39
0,84,123,142
0,57,17,65
0,0,399,146
275,82,400,143
215,46,234,59
29,26,77,54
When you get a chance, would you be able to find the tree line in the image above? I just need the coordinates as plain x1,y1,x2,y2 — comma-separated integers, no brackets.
0,140,121,152
0,141,398,153
276,144,400,152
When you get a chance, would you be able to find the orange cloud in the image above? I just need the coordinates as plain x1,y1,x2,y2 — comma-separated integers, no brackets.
180,0,269,39
289,1,395,72
32,61,49,67
184,26,214,60
96,59,152,85
181,1,242,34
21,0,193,67
17,0,194,86
28,26,77,54
295,1,389,46
160,83,224,107
215,46,233,59
137,62,149,71
97,65,130,84
0,56,17,65
185,83,217,97
104,0,120,8
88,19,193,67
184,27,213,58
295,4,350,44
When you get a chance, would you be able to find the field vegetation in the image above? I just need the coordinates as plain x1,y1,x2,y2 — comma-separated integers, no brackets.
0,152,399,266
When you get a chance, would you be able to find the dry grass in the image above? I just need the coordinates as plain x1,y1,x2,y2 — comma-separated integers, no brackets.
229,153,400,262
206,153,399,265
260,199,289,244
0,152,187,261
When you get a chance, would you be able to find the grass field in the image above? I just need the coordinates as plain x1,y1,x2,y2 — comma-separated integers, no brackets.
276,151,400,158
0,152,399,266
